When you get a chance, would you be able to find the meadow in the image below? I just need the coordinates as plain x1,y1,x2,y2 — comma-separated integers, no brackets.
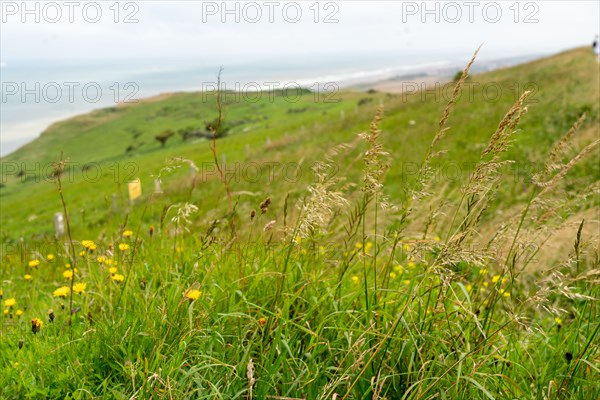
0,47,599,399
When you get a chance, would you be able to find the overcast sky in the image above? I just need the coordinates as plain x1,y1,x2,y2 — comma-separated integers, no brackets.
1,1,599,63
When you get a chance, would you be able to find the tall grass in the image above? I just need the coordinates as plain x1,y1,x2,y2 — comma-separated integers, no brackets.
0,51,598,399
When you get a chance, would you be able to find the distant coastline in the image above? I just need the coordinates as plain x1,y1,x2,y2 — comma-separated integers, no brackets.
0,53,544,157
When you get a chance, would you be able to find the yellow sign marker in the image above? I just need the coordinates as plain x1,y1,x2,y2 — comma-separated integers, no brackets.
128,179,142,203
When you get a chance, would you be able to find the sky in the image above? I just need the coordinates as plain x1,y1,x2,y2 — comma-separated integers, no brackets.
1,1,599,63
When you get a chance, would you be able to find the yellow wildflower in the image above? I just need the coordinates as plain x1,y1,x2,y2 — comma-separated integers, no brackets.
28,259,40,268
554,317,563,325
118,243,129,251
16,309,23,317
46,254,55,261
97,256,106,263
4,298,16,308
479,268,488,275
492,275,500,283
389,272,397,279
81,240,96,250
351,275,360,284
31,318,43,334
53,286,70,298
403,280,411,286
24,274,32,281
73,283,86,294
63,270,74,280
123,230,133,237
108,267,117,275
393,264,404,273
112,274,125,282
184,289,201,301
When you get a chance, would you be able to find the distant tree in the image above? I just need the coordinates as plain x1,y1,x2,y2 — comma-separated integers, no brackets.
178,126,195,141
155,130,175,148
453,70,471,82
205,118,230,138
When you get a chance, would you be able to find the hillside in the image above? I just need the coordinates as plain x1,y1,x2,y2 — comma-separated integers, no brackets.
1,48,598,244
0,48,599,399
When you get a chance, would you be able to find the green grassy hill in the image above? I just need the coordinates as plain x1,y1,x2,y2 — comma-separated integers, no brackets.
0,47,598,399
1,48,598,242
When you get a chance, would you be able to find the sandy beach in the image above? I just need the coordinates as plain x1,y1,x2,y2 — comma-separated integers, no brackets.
356,74,452,94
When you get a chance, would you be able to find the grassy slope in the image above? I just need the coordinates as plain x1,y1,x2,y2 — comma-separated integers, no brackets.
0,48,598,399
1,48,598,242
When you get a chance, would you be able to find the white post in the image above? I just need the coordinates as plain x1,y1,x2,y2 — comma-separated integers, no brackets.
54,212,65,237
